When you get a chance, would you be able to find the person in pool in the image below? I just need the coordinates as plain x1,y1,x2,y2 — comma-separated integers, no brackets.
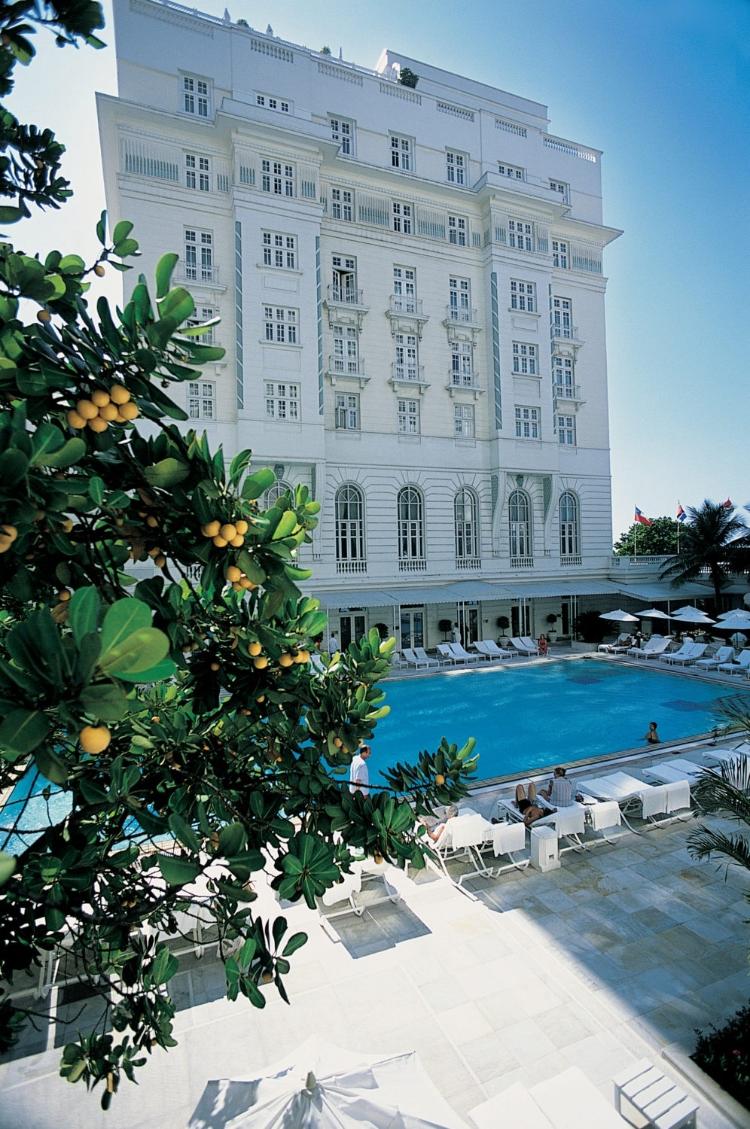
643,721,660,745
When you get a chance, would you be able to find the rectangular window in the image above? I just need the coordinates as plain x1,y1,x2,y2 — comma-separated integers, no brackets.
448,215,467,246
186,305,218,345
498,162,525,180
263,306,298,344
390,134,412,171
331,187,353,221
510,279,536,312
512,342,538,375
394,332,418,381
392,201,412,234
515,405,540,440
552,354,575,393
552,239,569,269
332,254,357,302
265,381,300,421
551,295,573,336
188,380,215,419
256,93,290,113
508,218,534,251
329,116,354,155
262,232,297,270
185,153,210,191
550,179,570,203
335,391,360,430
454,403,475,438
558,414,576,445
446,150,466,185
183,74,209,117
398,398,420,434
184,229,214,283
393,265,417,311
261,158,295,197
332,325,360,373
451,342,474,385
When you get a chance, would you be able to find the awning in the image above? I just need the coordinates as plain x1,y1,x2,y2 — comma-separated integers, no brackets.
312,588,400,610
509,578,623,599
448,580,520,601
615,580,714,603
386,584,463,605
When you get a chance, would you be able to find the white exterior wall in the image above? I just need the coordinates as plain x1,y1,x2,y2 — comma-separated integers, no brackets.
99,0,622,643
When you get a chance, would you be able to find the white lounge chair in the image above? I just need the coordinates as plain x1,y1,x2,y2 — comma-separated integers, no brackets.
695,645,734,670
510,637,535,656
718,648,750,675
584,799,627,845
598,632,631,653
628,637,671,659
484,639,518,658
413,646,440,668
470,1066,630,1129
521,635,541,655
642,758,703,784
429,812,494,886
472,639,508,661
659,641,698,665
475,819,530,875
702,741,750,766
435,643,460,665
402,647,433,669
668,641,708,666
447,641,481,664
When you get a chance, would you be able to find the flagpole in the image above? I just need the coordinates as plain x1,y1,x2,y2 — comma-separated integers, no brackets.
634,520,637,560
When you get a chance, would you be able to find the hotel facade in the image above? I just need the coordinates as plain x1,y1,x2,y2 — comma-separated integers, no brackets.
98,0,657,649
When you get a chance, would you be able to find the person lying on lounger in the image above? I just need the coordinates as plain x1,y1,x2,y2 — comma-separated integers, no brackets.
419,805,459,842
515,783,546,827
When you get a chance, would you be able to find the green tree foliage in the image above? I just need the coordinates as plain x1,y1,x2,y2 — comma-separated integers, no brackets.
0,3,478,1107
613,516,680,556
660,501,750,607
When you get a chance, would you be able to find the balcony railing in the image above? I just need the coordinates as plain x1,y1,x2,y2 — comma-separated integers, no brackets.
553,383,582,402
510,556,534,569
551,324,580,342
456,557,481,570
329,354,366,377
610,554,675,569
391,362,425,383
399,558,427,572
445,304,479,324
178,264,221,286
327,285,366,306
336,560,367,574
449,371,480,390
389,295,424,316
560,554,582,566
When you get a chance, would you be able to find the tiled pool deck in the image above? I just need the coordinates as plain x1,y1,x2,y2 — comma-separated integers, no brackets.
1,664,749,1127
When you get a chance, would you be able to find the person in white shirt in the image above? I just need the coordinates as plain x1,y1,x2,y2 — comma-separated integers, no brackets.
348,744,371,795
541,765,574,807
325,631,339,653
450,623,460,643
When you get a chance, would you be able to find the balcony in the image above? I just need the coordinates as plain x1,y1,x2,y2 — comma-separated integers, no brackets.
176,265,224,289
553,383,584,404
510,556,535,569
326,285,368,310
551,324,583,347
456,557,481,570
389,295,424,316
447,371,483,398
444,305,480,328
390,362,427,388
326,354,368,387
399,558,427,572
560,555,582,566
386,295,429,336
336,560,367,575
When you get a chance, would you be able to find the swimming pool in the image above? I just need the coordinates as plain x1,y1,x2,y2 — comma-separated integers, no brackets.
371,658,747,785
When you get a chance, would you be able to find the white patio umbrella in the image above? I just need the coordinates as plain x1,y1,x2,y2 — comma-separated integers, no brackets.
669,606,715,624
712,610,750,631
598,609,639,623
188,1039,469,1129
636,608,670,622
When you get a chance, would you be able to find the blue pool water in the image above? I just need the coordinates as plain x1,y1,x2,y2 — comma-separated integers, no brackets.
370,658,747,785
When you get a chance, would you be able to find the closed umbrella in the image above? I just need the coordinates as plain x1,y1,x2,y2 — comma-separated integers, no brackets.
598,609,639,623
188,1039,469,1129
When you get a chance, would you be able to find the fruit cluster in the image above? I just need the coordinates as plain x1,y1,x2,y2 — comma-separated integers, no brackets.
67,384,138,432
225,564,256,592
201,519,249,550
0,523,18,554
246,639,310,671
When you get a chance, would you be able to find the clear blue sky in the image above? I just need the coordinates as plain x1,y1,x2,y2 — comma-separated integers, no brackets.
11,0,749,541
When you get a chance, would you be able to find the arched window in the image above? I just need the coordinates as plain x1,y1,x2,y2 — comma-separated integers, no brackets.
335,484,366,572
263,480,292,508
397,486,425,568
559,491,580,558
454,488,479,565
509,490,532,561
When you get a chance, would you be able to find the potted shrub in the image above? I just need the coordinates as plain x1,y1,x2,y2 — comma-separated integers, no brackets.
398,67,419,88
438,618,452,641
546,613,559,642
496,615,510,639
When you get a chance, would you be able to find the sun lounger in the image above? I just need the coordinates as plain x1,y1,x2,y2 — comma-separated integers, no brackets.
584,799,626,845
428,812,495,886
413,646,440,668
694,645,734,670
471,1066,630,1129
598,633,631,653
614,1058,698,1129
509,636,535,656
402,647,435,669
521,636,541,654
472,639,514,660
663,641,707,666
628,637,671,659
436,643,460,665
447,642,481,664
642,759,703,784
702,742,750,765
718,648,750,675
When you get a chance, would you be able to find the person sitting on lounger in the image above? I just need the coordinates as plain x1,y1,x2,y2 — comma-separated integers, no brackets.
537,634,549,657
515,783,546,827
419,805,459,842
541,765,574,806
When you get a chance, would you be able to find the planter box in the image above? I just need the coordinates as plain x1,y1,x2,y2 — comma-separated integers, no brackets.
662,1042,750,1128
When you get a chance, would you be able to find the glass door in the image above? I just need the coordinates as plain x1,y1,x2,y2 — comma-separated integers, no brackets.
457,604,479,645
400,607,424,649
511,604,530,638
340,613,366,649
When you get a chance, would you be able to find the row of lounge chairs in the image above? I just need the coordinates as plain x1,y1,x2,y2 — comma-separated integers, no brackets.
605,635,750,675
398,637,541,669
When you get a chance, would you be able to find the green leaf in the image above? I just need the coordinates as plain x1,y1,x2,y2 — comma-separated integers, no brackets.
156,854,201,886
282,931,308,958
116,657,177,684
80,683,129,723
168,813,201,852
0,205,26,224
0,448,29,486
242,468,276,500
235,550,266,586
0,709,50,758
113,238,139,258
29,422,65,466
34,744,68,785
101,598,152,654
218,822,246,857
151,945,179,986
58,254,86,274
155,253,179,299
158,287,194,324
43,437,86,469
112,220,134,246
0,851,17,886
96,211,107,245
99,628,170,677
88,476,104,505
272,510,299,541
143,458,190,489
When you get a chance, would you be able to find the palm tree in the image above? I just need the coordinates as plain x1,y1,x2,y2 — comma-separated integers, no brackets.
688,698,750,887
660,500,750,608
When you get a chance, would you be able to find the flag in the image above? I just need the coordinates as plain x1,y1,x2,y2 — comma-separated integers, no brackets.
722,498,733,510
634,507,652,526
676,504,687,523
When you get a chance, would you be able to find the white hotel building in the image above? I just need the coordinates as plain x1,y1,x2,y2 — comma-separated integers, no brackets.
98,0,653,650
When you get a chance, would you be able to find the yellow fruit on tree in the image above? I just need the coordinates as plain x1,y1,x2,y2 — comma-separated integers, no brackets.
99,402,119,421
210,662,220,672
240,577,255,590
61,518,74,533
88,416,108,433
67,410,86,429
76,399,98,420
94,263,106,278
247,641,262,657
256,694,265,704
219,523,237,542
212,535,228,548
234,519,249,535
154,554,166,568
278,653,294,668
229,534,244,548
91,389,110,407
435,774,446,786
146,515,159,528
80,725,111,754
109,383,130,404
57,589,71,602
37,309,51,323
253,655,269,670
202,520,221,538
294,649,310,664
225,565,242,583
118,401,139,421
333,736,343,748
0,524,18,542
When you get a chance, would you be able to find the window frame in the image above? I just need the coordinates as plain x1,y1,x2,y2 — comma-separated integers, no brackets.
264,380,300,421
335,484,366,566
510,279,536,313
392,200,413,234
557,414,577,446
184,228,214,283
549,178,570,203
329,115,355,156
559,491,580,555
390,133,413,172
260,158,295,197
448,214,468,246
512,341,538,376
331,186,353,221
446,149,467,186
552,239,569,269
334,390,361,431
263,306,299,345
397,485,425,560
514,405,541,440
455,487,479,559
508,218,534,252
498,161,525,180
182,73,210,118
454,402,475,438
508,489,532,559
397,397,420,435
262,231,297,271
187,379,216,420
